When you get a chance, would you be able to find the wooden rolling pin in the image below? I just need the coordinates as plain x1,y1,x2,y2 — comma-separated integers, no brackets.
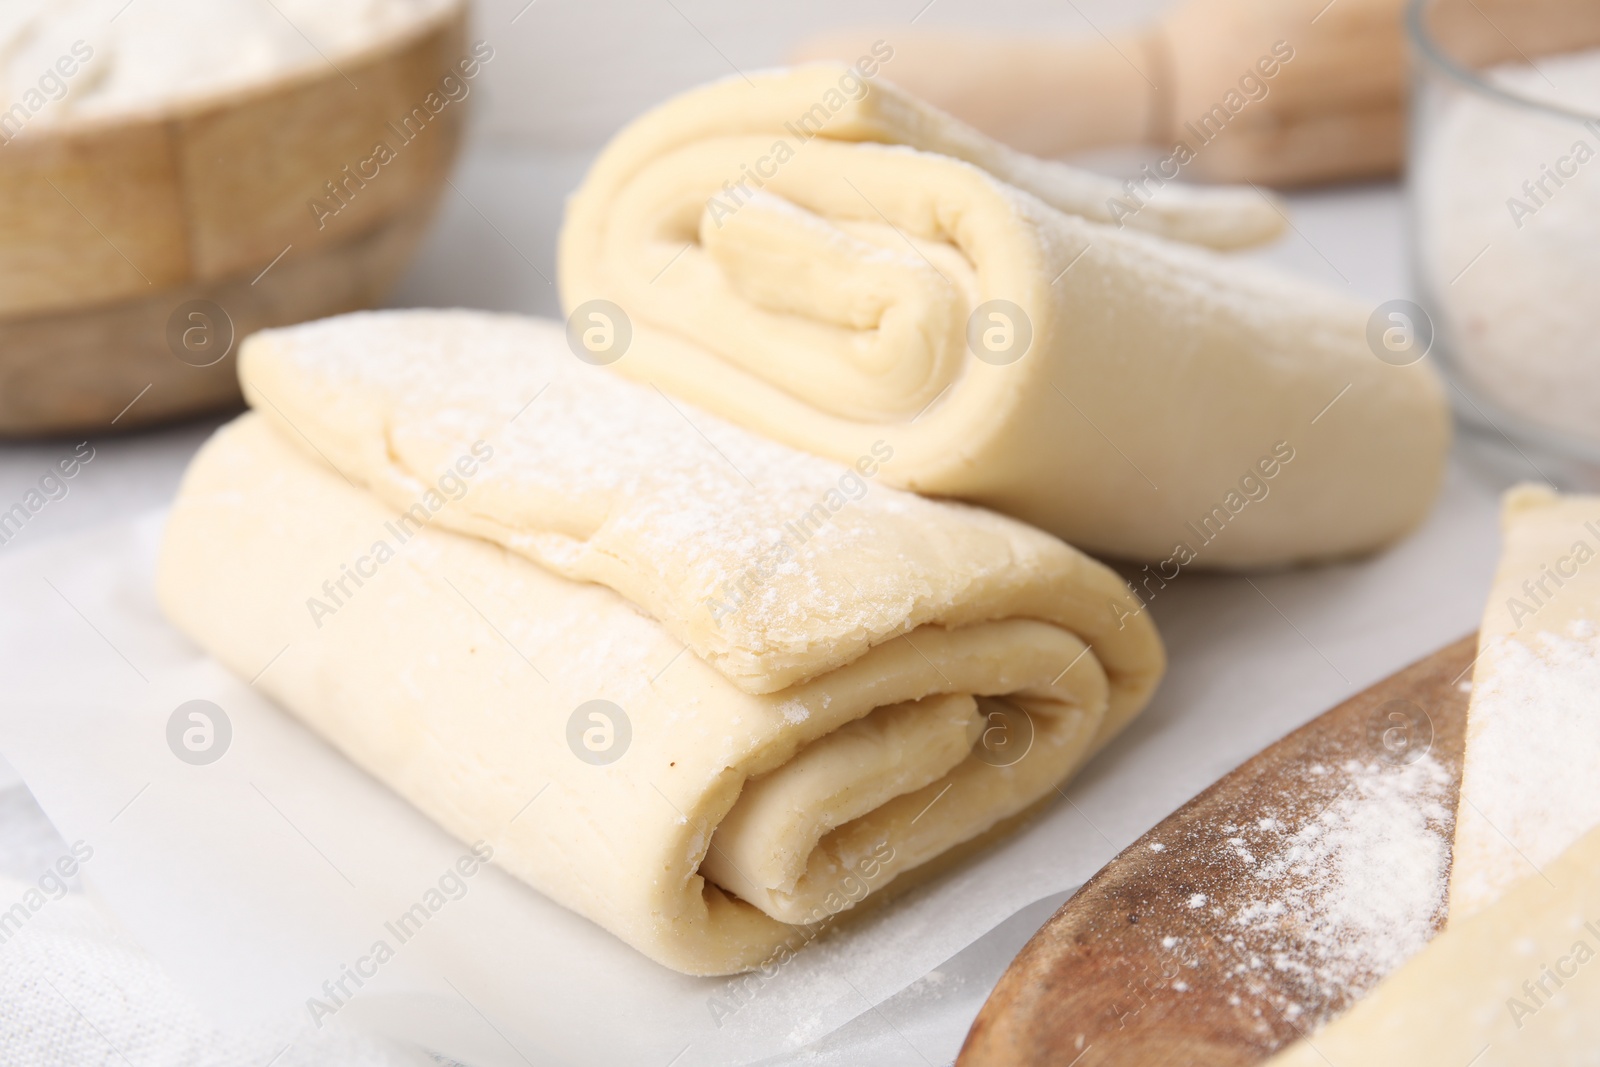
958,635,1476,1065
795,0,1600,187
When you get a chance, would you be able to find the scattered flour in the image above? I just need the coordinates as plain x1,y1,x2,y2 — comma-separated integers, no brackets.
1418,47,1600,446
0,0,453,127
1156,751,1455,1032
1224,754,1453,1013
779,700,810,725
254,309,1060,670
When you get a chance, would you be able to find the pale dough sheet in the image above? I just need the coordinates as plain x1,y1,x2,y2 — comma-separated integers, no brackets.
156,310,1164,976
1451,486,1600,922
559,65,1451,567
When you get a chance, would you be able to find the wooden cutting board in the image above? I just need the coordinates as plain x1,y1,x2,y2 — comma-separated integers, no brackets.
958,634,1476,1067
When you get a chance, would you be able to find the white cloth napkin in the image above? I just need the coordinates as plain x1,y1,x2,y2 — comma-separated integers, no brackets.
0,783,441,1067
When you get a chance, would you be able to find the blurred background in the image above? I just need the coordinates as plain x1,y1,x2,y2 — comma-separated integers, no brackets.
463,0,1168,146
400,0,1174,317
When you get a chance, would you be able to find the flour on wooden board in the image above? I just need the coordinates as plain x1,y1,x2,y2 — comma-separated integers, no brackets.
1154,752,1455,1033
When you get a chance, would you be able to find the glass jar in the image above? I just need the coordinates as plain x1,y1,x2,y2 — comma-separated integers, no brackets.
1409,0,1600,474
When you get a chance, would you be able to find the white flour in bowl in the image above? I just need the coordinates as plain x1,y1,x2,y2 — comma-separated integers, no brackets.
1417,47,1600,448
0,0,454,129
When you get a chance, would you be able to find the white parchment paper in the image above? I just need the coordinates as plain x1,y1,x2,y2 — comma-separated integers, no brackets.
0,452,1505,1066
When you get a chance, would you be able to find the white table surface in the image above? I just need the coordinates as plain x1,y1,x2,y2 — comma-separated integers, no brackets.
0,146,1553,1066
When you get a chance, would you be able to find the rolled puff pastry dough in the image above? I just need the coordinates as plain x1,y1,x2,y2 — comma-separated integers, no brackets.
156,310,1165,975
559,65,1450,568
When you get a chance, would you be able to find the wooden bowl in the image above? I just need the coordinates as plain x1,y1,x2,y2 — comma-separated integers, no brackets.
0,0,469,436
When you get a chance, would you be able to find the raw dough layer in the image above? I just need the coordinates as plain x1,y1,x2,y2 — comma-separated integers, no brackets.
559,64,1450,567
1266,822,1600,1067
1451,486,1600,923
156,310,1165,975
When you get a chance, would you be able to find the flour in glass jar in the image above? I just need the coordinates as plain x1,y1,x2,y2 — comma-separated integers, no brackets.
1418,47,1600,447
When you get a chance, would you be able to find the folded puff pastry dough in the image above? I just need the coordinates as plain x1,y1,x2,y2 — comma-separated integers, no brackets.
559,65,1451,567
156,310,1165,975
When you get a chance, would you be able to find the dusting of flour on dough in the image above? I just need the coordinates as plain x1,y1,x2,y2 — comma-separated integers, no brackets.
1453,621,1600,912
254,310,1055,671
